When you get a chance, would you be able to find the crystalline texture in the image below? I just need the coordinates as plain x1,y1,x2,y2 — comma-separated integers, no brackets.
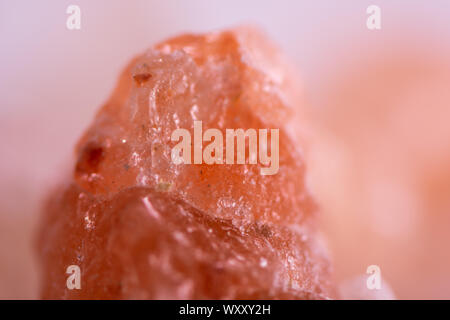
37,27,335,299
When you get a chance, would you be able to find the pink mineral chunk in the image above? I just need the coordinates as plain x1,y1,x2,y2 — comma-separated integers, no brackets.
37,27,336,299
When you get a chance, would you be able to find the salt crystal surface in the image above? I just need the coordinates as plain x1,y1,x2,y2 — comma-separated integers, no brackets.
37,27,335,299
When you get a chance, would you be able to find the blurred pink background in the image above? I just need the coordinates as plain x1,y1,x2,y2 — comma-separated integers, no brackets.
1,0,450,299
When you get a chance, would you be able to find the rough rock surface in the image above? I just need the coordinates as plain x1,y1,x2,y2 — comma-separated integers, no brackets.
37,27,336,299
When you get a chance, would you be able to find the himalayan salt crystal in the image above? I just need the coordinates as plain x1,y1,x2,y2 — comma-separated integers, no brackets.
37,27,336,299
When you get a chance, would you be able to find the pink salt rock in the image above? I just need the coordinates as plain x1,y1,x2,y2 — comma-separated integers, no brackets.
37,27,336,299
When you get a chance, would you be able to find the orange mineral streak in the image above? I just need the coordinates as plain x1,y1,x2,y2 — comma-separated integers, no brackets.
37,28,335,299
